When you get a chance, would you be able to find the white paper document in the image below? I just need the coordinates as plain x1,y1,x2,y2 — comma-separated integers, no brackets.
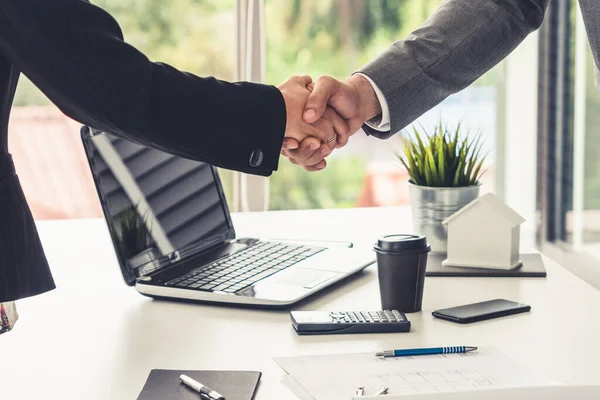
357,385,600,400
274,347,555,400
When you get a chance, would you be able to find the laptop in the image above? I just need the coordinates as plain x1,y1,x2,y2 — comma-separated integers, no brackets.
80,126,375,308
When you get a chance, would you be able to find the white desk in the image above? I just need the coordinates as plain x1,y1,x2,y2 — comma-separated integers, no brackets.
2,207,600,399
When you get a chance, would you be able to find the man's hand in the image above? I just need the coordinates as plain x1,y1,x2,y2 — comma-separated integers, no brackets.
306,74,381,134
278,76,348,154
281,74,382,171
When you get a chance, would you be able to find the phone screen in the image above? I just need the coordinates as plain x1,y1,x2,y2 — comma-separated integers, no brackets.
432,299,530,323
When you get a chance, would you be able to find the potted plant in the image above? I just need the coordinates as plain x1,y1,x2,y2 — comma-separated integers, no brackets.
115,204,161,273
396,122,487,254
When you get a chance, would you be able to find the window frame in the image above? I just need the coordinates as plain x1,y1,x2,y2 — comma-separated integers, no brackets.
231,0,270,212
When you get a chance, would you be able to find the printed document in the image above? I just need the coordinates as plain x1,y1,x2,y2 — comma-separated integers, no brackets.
275,347,555,400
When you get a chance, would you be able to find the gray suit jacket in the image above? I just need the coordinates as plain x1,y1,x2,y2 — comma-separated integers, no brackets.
359,0,600,138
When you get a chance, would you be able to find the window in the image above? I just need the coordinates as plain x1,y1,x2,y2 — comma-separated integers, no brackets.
537,0,600,279
576,33,600,261
11,0,518,219
265,0,505,210
10,0,236,219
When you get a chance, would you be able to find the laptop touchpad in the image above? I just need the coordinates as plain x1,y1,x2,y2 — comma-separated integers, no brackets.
270,268,339,289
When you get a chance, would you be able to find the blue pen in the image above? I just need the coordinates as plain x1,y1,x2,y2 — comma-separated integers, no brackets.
375,346,478,358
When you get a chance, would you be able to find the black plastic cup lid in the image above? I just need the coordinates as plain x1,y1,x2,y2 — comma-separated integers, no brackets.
374,234,430,252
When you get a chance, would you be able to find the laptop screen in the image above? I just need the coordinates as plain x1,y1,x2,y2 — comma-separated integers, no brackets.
81,129,235,285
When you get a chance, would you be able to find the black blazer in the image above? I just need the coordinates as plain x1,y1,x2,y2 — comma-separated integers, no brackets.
0,0,286,302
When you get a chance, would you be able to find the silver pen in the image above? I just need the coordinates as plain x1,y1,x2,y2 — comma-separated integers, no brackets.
374,387,389,395
180,374,226,400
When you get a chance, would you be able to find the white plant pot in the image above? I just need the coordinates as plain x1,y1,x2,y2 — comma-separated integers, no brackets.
409,182,481,254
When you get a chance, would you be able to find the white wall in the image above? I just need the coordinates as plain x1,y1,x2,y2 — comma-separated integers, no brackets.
503,32,539,237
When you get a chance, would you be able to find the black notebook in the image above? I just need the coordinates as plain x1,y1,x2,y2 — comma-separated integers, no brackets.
137,369,262,400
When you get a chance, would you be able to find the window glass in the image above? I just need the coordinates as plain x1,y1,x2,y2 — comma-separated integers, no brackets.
10,0,236,219
575,46,600,260
265,0,503,210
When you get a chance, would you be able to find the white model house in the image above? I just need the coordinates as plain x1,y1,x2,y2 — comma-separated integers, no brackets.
442,193,526,270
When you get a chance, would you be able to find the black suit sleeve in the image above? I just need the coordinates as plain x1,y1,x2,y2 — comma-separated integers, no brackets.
0,0,286,176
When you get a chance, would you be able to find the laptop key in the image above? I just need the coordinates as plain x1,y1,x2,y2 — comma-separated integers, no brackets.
248,270,276,283
237,279,255,287
200,284,216,290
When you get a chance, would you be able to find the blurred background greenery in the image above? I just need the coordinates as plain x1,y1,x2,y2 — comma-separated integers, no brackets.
14,0,447,211
12,0,600,211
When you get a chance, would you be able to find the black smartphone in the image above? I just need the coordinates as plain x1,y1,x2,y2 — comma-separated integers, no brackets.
432,299,531,324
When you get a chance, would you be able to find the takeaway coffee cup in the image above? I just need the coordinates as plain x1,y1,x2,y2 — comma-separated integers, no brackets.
374,234,431,313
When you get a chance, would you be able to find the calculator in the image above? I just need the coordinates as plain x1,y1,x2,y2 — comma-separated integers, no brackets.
290,310,411,335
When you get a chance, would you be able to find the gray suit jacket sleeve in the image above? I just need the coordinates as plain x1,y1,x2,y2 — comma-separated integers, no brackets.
359,0,549,139
579,0,600,90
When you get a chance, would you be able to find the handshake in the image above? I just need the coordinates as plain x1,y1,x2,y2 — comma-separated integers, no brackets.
278,74,382,171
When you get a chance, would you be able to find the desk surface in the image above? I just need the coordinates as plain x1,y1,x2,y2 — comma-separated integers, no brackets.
2,207,600,399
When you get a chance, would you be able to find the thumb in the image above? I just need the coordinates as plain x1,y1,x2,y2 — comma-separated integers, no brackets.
282,137,300,150
303,77,337,123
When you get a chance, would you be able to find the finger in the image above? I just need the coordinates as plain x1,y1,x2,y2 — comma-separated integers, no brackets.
301,122,331,143
322,108,350,149
291,75,313,87
304,76,338,123
287,152,327,171
300,143,331,166
287,137,321,164
304,159,327,172
316,118,337,152
282,137,300,150
289,138,331,167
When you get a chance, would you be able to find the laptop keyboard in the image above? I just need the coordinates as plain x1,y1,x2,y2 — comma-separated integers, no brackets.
165,241,325,293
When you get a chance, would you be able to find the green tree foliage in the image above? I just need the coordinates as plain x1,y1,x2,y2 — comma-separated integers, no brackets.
269,156,367,210
11,0,519,211
265,0,442,85
265,0,443,209
13,0,236,106
584,50,600,210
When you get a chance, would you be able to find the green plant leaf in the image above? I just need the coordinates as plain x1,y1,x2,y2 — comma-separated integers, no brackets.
470,154,487,185
425,146,440,186
465,136,482,182
476,166,491,184
424,154,434,186
413,127,427,157
398,155,411,176
453,159,465,186
437,133,446,186
404,147,419,184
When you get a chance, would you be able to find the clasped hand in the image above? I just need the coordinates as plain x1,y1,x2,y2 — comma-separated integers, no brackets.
278,75,381,171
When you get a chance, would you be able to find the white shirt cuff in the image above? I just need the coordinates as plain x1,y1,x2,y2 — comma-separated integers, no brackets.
355,73,391,132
